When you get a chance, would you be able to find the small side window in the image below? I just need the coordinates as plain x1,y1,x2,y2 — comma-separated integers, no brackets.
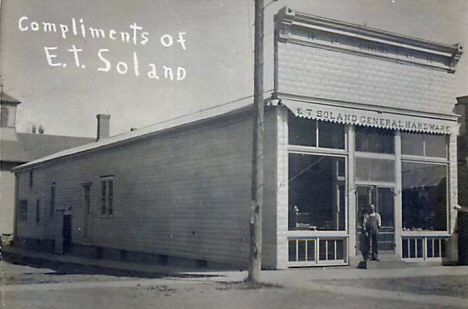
29,170,34,188
36,199,40,223
100,177,114,216
19,200,28,222
50,182,56,217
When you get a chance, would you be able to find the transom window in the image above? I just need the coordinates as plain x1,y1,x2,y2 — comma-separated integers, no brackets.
401,132,448,158
355,127,394,154
288,112,345,149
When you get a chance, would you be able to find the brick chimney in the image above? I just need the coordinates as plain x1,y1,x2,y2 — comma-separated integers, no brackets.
96,114,111,141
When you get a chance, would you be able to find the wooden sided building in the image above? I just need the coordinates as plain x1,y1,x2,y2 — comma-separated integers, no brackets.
13,8,464,269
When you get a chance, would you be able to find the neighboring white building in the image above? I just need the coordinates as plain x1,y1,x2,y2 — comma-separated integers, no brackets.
13,8,463,269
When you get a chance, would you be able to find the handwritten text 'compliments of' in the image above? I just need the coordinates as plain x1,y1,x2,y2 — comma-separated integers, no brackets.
19,16,187,81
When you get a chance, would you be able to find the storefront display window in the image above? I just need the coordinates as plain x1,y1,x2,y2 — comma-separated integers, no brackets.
356,127,394,154
288,154,346,231
402,162,447,231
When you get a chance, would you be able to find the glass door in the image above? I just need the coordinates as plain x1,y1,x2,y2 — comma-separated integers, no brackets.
356,186,395,254
377,187,395,251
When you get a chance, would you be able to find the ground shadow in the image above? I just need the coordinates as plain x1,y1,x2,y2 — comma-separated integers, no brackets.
1,252,219,279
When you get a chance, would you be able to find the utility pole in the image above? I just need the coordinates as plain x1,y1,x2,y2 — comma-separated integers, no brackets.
248,0,264,283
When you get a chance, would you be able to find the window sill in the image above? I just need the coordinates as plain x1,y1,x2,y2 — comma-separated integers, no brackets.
401,231,450,237
99,215,114,219
287,230,348,238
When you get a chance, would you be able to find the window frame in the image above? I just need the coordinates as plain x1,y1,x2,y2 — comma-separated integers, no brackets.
287,152,348,233
401,132,448,159
18,199,28,222
355,126,395,154
288,112,347,151
29,170,34,189
82,183,91,215
100,176,114,217
49,182,56,217
36,199,40,224
401,160,449,232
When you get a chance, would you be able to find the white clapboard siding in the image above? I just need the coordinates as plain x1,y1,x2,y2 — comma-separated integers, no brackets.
16,108,280,268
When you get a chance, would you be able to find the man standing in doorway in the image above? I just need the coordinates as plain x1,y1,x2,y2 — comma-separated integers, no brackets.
363,204,381,261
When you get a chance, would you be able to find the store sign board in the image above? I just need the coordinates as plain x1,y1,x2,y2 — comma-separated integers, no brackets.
283,100,456,134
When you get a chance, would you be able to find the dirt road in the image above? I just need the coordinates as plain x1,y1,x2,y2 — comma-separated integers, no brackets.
1,260,468,309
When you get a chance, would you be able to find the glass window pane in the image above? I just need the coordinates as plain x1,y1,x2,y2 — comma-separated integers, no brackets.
318,121,345,149
402,162,447,231
427,239,434,258
434,239,440,257
402,132,424,156
101,199,106,215
378,188,394,227
356,127,394,154
410,239,416,258
288,240,297,262
36,200,40,223
402,239,409,258
425,134,447,158
108,180,114,197
50,186,55,216
108,198,113,215
338,184,346,230
417,239,423,258
288,112,316,147
19,200,28,221
1,107,9,127
319,240,327,260
101,181,106,199
289,154,346,231
107,180,114,198
327,240,335,260
336,240,344,260
356,158,395,182
298,240,306,261
307,240,315,261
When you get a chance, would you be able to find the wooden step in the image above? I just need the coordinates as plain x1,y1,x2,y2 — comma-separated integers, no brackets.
361,259,408,269
351,252,408,269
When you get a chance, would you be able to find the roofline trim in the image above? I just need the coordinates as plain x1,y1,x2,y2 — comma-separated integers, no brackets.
13,97,257,172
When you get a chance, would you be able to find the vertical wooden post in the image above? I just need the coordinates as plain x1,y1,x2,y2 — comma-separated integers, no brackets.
248,0,264,283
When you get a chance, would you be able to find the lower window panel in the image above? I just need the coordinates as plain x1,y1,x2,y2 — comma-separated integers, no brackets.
288,237,347,266
402,237,447,260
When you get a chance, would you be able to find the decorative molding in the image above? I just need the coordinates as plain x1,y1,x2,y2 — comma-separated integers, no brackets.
275,7,463,74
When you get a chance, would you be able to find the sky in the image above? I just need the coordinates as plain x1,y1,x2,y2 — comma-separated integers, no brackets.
1,0,467,137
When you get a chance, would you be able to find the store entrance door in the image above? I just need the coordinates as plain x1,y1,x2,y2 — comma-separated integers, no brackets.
356,186,395,255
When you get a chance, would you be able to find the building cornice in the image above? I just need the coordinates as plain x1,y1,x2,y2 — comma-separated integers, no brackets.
275,7,463,73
